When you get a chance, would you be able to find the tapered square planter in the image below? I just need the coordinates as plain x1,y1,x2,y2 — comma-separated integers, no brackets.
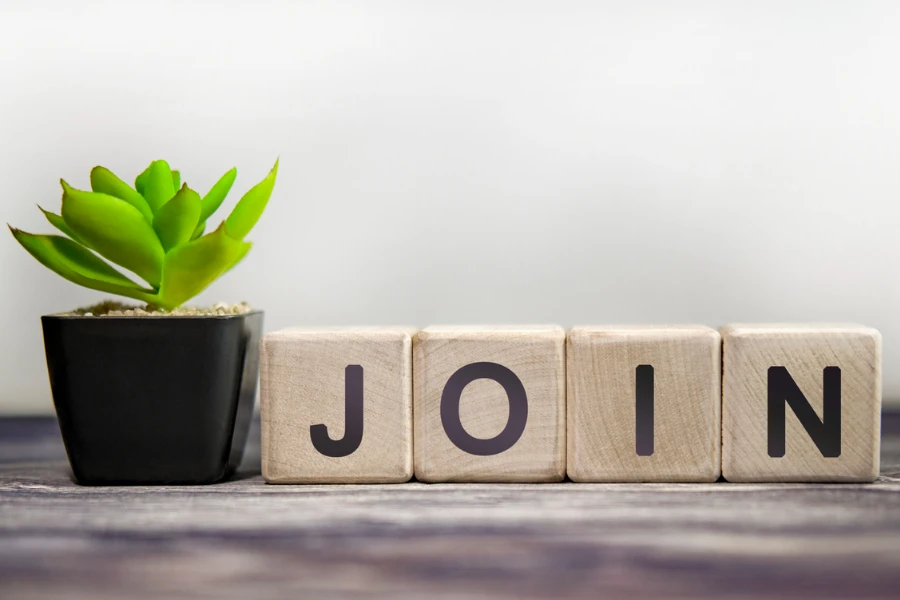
41,311,263,485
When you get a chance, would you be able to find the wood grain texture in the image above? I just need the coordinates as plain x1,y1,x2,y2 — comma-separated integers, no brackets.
260,328,413,483
1,415,899,599
568,325,721,482
722,323,881,483
414,326,566,482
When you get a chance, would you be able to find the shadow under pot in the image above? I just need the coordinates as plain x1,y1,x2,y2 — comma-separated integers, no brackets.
41,311,263,485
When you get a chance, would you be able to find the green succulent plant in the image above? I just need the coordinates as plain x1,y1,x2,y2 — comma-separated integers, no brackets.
9,159,278,310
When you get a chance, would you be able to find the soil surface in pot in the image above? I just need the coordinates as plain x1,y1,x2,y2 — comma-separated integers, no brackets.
59,301,254,317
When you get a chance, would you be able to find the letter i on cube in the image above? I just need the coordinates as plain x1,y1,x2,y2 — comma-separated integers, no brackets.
567,325,722,482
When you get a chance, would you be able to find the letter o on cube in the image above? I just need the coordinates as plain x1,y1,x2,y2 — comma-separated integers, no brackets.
414,326,566,482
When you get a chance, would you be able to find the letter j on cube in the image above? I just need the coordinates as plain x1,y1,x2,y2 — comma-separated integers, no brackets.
259,328,413,483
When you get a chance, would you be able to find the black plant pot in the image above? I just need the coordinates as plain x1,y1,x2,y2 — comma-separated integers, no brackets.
41,311,263,485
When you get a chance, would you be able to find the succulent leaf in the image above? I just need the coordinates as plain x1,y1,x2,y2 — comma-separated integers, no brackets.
225,159,278,240
200,167,237,221
60,181,165,287
39,206,86,245
142,160,176,214
191,220,206,240
171,170,181,190
135,164,150,196
153,185,201,252
9,228,156,302
157,223,249,309
90,167,154,222
224,241,252,274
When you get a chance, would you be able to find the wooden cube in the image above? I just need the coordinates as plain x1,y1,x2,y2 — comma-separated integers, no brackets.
260,328,414,483
566,325,721,482
413,326,566,482
721,324,882,483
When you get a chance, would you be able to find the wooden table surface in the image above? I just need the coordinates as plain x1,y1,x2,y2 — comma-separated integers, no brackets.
1,414,899,600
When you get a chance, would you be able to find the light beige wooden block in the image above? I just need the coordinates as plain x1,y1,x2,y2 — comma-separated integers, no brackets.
722,323,881,483
260,328,414,483
566,325,721,482
414,326,566,482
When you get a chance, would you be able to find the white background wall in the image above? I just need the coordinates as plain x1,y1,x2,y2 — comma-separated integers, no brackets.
1,1,897,414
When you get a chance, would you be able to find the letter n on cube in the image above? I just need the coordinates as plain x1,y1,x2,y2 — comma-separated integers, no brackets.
721,324,881,482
